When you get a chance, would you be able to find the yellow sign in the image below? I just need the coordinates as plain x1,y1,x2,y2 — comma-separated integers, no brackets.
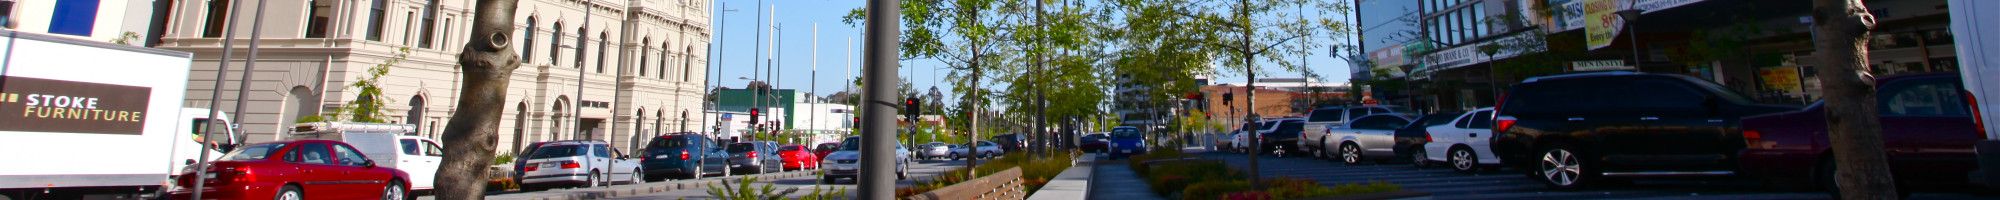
1758,66,1802,95
1585,0,1621,50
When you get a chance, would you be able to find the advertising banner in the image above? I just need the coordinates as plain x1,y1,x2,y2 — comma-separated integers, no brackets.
1585,0,1622,50
0,76,154,135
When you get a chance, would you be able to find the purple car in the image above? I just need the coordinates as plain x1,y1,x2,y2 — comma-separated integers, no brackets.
1739,73,1987,192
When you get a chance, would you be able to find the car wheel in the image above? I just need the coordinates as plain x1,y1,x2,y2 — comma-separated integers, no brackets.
897,164,909,180
1315,139,1329,159
1340,143,1364,165
586,171,602,188
1538,144,1591,190
630,168,644,184
274,185,303,200
380,180,406,200
949,153,959,160
1451,147,1480,174
821,175,837,184
722,166,732,177
1410,148,1429,168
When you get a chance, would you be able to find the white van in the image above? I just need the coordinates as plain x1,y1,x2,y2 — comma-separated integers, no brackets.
287,122,443,191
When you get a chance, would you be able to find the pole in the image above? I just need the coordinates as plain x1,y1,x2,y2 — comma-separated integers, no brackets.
811,23,818,144
192,0,247,198
230,0,267,144
706,2,726,139
576,2,594,182
859,0,901,197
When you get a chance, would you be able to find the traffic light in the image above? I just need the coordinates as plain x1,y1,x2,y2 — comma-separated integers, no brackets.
748,108,761,125
904,97,922,119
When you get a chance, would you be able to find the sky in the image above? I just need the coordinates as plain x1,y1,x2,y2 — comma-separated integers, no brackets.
707,0,1357,105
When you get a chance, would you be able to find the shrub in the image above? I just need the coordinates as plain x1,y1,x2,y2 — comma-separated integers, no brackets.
898,151,1075,198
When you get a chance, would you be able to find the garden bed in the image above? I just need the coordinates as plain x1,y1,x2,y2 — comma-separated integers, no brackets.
1126,150,1408,200
898,151,1077,198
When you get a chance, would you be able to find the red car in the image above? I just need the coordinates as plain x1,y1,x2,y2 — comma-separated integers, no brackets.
1740,73,1986,191
813,143,840,161
173,140,411,200
779,144,820,170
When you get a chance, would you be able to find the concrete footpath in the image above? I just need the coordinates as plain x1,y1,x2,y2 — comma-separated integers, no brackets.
1026,153,1096,200
1085,153,1167,200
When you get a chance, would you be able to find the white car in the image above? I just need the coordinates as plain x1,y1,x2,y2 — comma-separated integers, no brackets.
1232,120,1281,153
951,141,1004,159
1422,108,1500,173
518,140,643,190
820,136,911,183
1319,114,1414,165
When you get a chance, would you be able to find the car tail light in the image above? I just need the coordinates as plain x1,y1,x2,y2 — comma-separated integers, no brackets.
525,165,539,172
748,151,758,160
205,166,251,185
1968,91,1987,139
560,161,581,169
1423,132,1433,142
1743,129,1764,148
680,150,691,160
1494,116,1518,134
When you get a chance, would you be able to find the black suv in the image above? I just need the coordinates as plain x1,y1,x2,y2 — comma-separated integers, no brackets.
1491,72,1795,189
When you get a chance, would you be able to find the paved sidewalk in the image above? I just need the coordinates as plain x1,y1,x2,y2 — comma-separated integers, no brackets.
1086,154,1167,200
1027,153,1096,200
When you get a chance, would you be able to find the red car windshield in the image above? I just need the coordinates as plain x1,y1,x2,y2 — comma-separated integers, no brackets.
219,143,286,161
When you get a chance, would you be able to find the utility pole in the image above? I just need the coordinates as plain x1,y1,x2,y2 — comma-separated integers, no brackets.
706,2,735,140
859,0,901,197
192,0,247,198
575,2,594,182
811,23,818,144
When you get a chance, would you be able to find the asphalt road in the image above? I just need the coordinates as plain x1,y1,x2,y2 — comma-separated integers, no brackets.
596,158,970,199
1198,151,1995,200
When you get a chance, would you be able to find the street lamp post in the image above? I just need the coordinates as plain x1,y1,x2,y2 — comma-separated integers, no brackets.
1616,7,1646,70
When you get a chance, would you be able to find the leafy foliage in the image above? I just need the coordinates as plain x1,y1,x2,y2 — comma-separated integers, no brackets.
1127,150,1399,199
705,176,848,200
300,47,410,123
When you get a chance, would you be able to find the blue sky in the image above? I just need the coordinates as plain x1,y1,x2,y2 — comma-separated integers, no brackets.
707,0,1356,104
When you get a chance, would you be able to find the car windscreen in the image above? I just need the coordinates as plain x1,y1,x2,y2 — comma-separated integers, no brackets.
1274,121,1305,136
527,145,584,159
727,143,757,152
219,143,286,161
1110,128,1142,138
649,137,691,149
817,143,839,150
840,138,863,151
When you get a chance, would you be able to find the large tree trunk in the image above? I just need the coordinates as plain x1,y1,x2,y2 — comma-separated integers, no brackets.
1810,1,1896,199
436,0,521,199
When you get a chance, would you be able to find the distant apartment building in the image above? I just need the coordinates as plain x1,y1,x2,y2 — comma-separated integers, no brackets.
152,0,713,154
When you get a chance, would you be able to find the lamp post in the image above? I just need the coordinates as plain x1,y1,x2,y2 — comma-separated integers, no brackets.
1616,7,1646,70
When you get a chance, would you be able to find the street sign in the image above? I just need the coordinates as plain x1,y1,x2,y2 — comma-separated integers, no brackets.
1572,60,1633,71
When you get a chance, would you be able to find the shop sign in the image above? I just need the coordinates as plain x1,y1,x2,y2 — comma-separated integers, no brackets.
1585,0,1622,50
1571,60,1633,71
1368,44,1408,78
1413,32,1545,77
1758,66,1804,96
1551,0,1706,33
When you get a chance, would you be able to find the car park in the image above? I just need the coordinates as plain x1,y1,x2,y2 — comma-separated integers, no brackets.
951,141,1004,160
1108,126,1148,159
1740,73,1985,191
173,140,411,200
1398,111,1463,168
1302,105,1414,159
726,142,782,174
1421,108,1500,173
517,140,643,191
820,136,911,183
640,134,730,181
777,145,819,171
1492,71,1797,189
1319,114,1411,165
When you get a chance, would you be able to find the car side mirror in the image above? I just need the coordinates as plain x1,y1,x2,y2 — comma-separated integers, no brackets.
618,155,629,159
365,160,377,168
185,159,196,165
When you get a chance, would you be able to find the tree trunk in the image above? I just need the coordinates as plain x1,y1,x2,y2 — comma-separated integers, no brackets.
1810,0,1896,199
436,0,521,199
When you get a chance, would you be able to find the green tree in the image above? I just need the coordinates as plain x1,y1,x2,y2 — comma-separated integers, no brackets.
435,0,523,197
1811,0,1896,199
299,47,411,123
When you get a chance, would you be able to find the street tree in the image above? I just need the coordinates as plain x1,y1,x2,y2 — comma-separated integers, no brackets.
1810,0,1897,199
434,0,521,198
848,0,1023,177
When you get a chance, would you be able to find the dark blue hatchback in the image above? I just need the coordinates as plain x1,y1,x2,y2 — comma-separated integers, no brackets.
1108,126,1147,159
641,134,730,181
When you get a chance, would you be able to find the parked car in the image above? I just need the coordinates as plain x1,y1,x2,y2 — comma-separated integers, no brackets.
641,134,731,181
1398,111,1464,168
1235,120,1281,153
813,142,840,161
1421,108,1500,173
777,144,820,171
1302,105,1414,159
992,133,1028,153
1741,73,1984,192
517,140,643,191
952,141,1005,159
1260,119,1308,156
726,141,782,174
820,136,911,183
173,140,412,200
1492,71,1796,189
1082,133,1111,153
286,122,438,191
514,141,556,183
1109,126,1148,159
919,142,952,160
1320,114,1413,165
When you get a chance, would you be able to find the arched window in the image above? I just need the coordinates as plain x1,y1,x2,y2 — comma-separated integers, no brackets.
407,95,426,131
639,37,650,77
284,86,319,126
550,22,563,65
683,46,695,82
655,110,665,136
366,0,387,41
659,42,670,79
576,27,588,69
201,0,230,38
635,108,646,139
523,17,537,63
596,32,608,73
552,97,569,140
513,102,527,154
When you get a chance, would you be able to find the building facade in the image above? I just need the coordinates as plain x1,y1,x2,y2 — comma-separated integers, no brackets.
154,0,712,154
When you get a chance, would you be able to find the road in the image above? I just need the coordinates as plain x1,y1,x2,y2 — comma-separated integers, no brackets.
597,158,969,199
1198,151,1994,200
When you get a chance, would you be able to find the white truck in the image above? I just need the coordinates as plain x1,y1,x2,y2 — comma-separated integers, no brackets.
287,122,444,191
1949,0,2000,189
0,30,241,199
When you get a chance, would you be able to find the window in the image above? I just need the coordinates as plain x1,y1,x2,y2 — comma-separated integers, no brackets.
1881,79,1969,117
640,38,650,76
591,144,610,158
551,22,563,65
400,139,421,155
306,0,331,38
576,27,588,68
660,43,670,79
528,145,582,159
1345,108,1371,121
1349,116,1410,130
45,0,99,36
442,18,453,50
333,144,371,166
366,0,386,41
1467,111,1493,129
1421,112,1465,127
403,11,415,45
1472,3,1487,37
1453,113,1474,128
683,48,693,81
201,0,229,38
523,17,537,63
597,32,608,73
1307,109,1339,122
423,141,444,157
419,0,438,48
1615,78,1707,114
292,143,334,165
221,143,285,161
